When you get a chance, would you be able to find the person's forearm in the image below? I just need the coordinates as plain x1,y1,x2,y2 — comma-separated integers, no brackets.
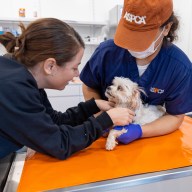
82,83,101,100
141,113,185,138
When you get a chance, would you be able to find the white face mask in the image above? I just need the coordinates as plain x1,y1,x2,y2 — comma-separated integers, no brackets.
128,28,165,59
0,43,7,56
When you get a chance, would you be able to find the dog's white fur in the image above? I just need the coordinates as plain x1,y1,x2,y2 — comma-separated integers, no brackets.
105,77,165,150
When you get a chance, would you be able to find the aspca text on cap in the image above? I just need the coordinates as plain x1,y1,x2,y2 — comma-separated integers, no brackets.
124,12,146,25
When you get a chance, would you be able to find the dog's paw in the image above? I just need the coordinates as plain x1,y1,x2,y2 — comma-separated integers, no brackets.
106,138,118,150
105,130,118,150
105,128,128,150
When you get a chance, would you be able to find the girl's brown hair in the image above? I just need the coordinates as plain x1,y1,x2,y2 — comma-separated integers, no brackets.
0,18,85,67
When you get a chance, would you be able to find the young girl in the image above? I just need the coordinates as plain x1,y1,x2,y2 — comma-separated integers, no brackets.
0,18,134,159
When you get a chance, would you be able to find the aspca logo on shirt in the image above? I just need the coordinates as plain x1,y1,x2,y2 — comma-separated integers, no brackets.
150,87,164,94
124,12,146,25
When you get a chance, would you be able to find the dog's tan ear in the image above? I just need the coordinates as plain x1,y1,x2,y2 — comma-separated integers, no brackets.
130,84,140,110
132,83,141,98
133,89,140,99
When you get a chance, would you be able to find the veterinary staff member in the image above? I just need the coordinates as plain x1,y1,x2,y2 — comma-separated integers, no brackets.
0,18,135,159
80,0,192,144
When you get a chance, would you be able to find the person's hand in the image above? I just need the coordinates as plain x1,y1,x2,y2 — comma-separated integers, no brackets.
106,108,135,126
95,99,115,111
114,124,142,144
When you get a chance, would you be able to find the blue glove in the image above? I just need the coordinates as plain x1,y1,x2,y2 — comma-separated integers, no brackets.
114,124,142,144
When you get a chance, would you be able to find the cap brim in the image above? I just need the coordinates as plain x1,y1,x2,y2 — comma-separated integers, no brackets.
114,19,159,52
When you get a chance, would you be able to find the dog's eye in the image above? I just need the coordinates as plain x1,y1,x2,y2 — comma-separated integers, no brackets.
117,86,123,91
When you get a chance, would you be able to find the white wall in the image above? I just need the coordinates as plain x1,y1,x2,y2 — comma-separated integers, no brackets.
92,0,123,22
0,0,40,19
39,0,123,22
173,0,192,61
39,0,93,21
39,0,192,60
0,0,191,61
0,0,12,18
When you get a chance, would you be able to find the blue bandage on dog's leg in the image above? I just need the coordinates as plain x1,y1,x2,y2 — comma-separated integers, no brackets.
114,124,142,144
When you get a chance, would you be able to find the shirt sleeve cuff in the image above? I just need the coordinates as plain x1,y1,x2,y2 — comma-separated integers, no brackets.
96,112,113,130
83,98,100,114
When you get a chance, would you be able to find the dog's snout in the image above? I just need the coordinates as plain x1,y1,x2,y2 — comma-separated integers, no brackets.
106,86,111,91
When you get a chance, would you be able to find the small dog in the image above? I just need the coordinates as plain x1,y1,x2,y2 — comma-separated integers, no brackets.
105,77,165,150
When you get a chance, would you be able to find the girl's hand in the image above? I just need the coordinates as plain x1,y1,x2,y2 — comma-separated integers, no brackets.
95,99,115,111
106,108,135,126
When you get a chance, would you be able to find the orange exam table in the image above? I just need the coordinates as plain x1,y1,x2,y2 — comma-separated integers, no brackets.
4,116,192,192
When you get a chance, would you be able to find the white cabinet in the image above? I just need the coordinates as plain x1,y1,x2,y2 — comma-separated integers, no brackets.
0,18,33,36
45,82,84,112
64,20,107,71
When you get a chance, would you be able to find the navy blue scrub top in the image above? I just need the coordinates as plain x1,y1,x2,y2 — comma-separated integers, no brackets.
80,39,192,115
